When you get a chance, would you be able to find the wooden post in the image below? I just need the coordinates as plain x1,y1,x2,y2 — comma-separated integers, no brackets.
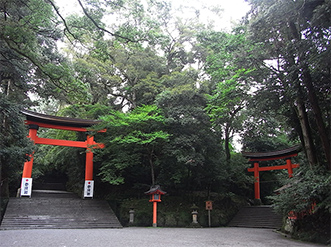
21,125,38,197
85,135,94,181
84,135,94,198
254,162,260,200
286,159,294,178
206,201,213,227
153,201,157,227
22,153,34,179
22,126,38,179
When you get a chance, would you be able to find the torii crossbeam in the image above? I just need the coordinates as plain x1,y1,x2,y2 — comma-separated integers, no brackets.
242,145,301,200
20,110,105,198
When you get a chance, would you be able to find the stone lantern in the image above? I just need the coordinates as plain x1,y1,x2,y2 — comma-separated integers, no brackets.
189,204,201,227
129,207,135,225
191,204,199,224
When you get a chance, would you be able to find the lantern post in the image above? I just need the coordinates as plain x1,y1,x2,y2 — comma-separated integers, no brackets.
145,185,166,227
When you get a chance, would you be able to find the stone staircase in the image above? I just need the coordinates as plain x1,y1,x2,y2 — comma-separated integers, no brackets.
0,184,122,230
228,205,282,229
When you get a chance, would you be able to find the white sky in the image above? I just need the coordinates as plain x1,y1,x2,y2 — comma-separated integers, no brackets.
171,0,250,30
55,0,250,31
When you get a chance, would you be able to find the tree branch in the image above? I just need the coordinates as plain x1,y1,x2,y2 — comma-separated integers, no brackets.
76,0,136,43
46,0,78,44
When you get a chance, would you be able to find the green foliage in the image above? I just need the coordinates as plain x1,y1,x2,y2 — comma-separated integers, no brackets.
156,72,223,190
3,1,329,240
246,0,330,168
0,96,33,196
268,165,331,243
96,105,170,185
200,29,254,160
68,41,167,108
0,0,92,105
269,166,331,216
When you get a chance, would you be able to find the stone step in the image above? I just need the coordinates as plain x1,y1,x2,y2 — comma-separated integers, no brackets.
228,206,282,229
0,190,122,230
33,183,66,191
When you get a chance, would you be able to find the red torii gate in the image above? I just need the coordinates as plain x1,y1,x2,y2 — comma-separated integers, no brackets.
242,145,301,200
20,110,105,198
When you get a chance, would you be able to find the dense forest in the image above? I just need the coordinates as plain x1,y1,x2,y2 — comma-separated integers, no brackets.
0,0,330,243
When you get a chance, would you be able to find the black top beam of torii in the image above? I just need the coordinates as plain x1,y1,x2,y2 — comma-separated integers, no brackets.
242,145,302,161
21,109,101,128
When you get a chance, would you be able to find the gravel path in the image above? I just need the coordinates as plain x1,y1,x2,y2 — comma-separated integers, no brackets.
0,227,324,247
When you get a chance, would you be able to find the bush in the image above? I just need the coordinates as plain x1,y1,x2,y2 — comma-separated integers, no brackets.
268,165,331,244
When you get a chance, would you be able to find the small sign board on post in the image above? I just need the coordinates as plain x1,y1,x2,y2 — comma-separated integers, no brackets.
206,201,213,227
20,178,33,197
206,201,213,210
84,180,94,198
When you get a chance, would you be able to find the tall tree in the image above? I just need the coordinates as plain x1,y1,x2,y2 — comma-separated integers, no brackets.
199,29,254,160
70,44,167,108
0,0,71,197
247,0,330,169
0,0,90,103
156,70,222,191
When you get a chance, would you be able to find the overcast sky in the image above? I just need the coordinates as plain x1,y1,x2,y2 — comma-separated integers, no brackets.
170,0,250,30
55,0,250,31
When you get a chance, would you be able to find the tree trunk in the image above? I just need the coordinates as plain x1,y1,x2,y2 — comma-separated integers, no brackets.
302,65,331,169
295,97,317,167
224,123,231,161
149,154,155,186
288,20,330,169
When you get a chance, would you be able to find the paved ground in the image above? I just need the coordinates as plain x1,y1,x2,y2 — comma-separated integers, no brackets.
0,227,324,247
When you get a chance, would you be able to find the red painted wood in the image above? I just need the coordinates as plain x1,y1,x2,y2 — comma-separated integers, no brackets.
85,135,94,181
254,162,260,200
247,163,300,172
247,160,299,200
35,137,88,148
21,113,106,198
22,128,38,178
22,119,105,184
22,155,34,178
153,201,157,227
286,159,294,177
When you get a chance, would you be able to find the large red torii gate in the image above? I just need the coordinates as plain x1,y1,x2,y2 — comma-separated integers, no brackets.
242,145,301,200
20,110,105,198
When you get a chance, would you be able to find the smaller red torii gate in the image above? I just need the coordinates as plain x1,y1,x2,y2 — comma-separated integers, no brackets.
20,110,105,198
242,145,301,200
